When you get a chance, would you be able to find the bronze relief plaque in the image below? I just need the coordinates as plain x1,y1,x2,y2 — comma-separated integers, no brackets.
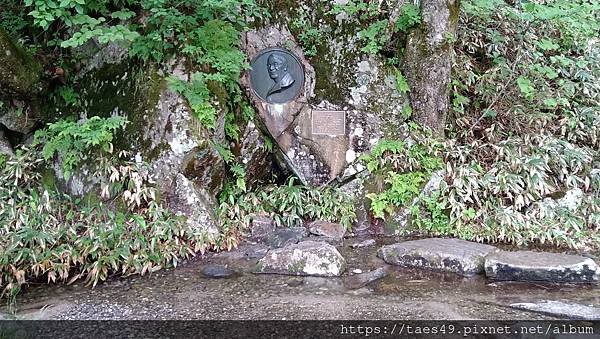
312,110,346,136
249,47,305,104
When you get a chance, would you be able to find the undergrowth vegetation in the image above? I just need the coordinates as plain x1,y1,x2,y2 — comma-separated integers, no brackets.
0,118,224,308
443,0,600,251
219,178,357,234
362,0,600,253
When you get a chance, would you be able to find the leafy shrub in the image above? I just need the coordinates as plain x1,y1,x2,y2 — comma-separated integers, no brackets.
219,178,357,234
428,0,600,252
33,116,127,180
395,4,421,32
360,134,444,220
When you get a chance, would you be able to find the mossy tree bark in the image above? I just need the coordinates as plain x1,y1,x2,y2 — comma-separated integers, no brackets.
0,27,43,99
402,0,460,136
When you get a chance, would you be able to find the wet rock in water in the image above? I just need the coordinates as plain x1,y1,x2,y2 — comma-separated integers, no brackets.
377,238,498,276
510,301,600,320
308,220,346,240
350,239,376,249
264,227,308,249
485,251,599,283
255,241,346,277
343,267,388,290
200,265,237,279
250,215,276,240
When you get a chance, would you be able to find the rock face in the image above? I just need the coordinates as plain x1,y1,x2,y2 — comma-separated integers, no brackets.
485,251,599,283
510,301,600,320
40,50,273,238
255,240,346,276
0,130,14,157
169,174,219,237
240,0,413,186
378,238,498,276
241,26,347,186
0,27,42,99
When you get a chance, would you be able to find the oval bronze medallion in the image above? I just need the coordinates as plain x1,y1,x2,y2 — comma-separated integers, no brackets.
249,47,304,104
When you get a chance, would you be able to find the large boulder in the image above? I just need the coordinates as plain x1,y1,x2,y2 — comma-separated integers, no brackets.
43,52,271,236
255,240,346,276
485,251,599,283
378,238,498,276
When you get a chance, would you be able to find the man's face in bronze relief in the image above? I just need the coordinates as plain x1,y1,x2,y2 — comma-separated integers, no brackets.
267,54,287,81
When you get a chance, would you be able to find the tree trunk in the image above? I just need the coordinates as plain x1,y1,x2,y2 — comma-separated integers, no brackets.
402,0,460,136
0,27,43,99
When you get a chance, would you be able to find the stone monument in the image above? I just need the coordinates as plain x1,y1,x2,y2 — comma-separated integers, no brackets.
242,29,349,186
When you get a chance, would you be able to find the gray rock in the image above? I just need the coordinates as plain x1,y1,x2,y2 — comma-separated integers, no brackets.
200,265,236,279
287,278,304,287
0,129,14,157
422,170,445,197
241,20,409,186
308,220,346,240
350,239,376,249
378,238,499,276
250,215,276,240
239,121,272,189
343,267,388,289
255,240,346,277
485,251,599,283
265,227,308,249
170,174,219,237
510,300,600,320
0,99,37,134
242,244,270,259
556,188,584,211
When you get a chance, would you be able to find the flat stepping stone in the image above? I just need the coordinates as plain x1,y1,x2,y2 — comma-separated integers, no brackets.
485,251,598,283
377,238,498,276
255,240,346,277
510,300,600,320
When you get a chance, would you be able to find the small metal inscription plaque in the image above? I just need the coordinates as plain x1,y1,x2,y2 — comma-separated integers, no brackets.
312,110,346,136
249,47,305,104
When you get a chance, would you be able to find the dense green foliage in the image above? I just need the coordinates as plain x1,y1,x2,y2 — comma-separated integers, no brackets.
219,178,357,233
360,134,443,220
367,0,600,252
33,116,127,180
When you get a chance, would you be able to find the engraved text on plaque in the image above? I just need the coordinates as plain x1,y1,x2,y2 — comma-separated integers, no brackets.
312,110,346,136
